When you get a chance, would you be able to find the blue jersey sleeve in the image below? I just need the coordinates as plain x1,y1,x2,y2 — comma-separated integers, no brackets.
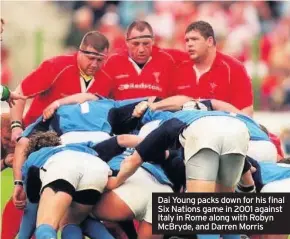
93,136,126,162
108,102,144,134
114,98,148,108
22,116,51,138
141,110,174,125
135,118,186,163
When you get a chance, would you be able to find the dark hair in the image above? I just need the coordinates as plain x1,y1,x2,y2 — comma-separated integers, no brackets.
185,21,216,45
278,157,290,164
80,31,109,52
126,20,154,39
26,131,61,156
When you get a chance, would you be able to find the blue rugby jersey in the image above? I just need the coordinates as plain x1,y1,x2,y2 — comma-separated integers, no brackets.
142,109,269,141
22,98,146,138
108,148,173,188
22,142,97,182
22,135,128,183
260,162,290,185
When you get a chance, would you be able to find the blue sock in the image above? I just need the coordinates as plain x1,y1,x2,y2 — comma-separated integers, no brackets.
197,235,220,239
81,217,115,239
18,202,38,239
222,235,241,239
61,224,83,239
35,224,57,239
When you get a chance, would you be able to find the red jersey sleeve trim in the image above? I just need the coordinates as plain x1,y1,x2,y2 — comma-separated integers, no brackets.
220,60,231,83
100,69,113,81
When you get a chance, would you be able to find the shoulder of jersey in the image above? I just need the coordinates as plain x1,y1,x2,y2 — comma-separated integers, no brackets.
218,51,244,68
154,48,178,64
45,54,76,66
105,53,128,64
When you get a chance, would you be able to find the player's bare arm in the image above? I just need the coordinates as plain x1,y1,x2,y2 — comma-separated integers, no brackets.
148,95,243,113
12,137,29,209
149,95,193,111
241,105,254,117
10,85,27,142
106,151,143,190
116,134,143,148
43,93,99,121
211,99,242,114
13,137,29,182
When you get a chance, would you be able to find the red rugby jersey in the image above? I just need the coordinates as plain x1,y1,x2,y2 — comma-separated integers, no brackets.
170,51,253,110
21,53,112,126
103,48,176,100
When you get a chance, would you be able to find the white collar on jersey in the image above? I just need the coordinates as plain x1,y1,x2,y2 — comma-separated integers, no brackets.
128,56,152,75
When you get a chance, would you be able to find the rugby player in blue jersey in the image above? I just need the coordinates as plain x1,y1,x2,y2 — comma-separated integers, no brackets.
16,130,141,239
12,93,152,238
79,121,186,239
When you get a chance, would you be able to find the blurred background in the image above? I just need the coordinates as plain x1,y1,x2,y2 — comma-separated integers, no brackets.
1,0,290,156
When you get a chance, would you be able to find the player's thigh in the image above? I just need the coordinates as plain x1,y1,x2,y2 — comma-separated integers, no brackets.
138,220,163,239
77,155,111,194
142,175,173,224
92,191,135,221
93,168,155,221
218,153,245,188
185,148,220,181
60,201,93,227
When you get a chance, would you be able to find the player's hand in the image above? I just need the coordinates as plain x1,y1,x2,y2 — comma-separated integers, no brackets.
13,185,27,209
250,166,257,173
132,101,148,118
4,153,14,168
106,177,121,190
7,92,27,108
43,101,60,121
11,127,24,143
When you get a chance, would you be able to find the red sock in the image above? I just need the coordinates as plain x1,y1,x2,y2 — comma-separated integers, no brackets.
1,198,23,239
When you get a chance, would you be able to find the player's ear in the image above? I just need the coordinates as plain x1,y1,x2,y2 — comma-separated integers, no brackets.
207,36,214,47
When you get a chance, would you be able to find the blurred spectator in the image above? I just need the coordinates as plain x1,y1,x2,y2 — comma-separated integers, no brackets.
72,1,116,25
261,68,285,110
253,1,276,34
223,2,260,61
262,69,290,111
145,2,175,47
1,46,12,86
172,1,196,50
1,18,4,41
97,11,126,52
118,1,153,29
1,113,15,170
281,128,290,156
268,19,290,71
64,6,94,51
